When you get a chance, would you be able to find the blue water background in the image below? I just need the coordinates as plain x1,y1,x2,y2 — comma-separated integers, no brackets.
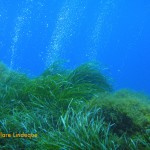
0,0,150,94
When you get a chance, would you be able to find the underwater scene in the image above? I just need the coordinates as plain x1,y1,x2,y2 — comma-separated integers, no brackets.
0,0,150,149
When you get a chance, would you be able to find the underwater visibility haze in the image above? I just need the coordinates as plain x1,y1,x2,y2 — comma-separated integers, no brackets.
0,0,150,149
0,0,150,93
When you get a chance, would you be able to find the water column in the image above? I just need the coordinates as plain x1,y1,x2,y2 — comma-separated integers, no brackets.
86,0,115,61
46,0,86,67
10,0,33,68
0,1,8,58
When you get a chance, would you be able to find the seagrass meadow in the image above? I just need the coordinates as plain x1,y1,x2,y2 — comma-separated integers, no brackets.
0,62,150,150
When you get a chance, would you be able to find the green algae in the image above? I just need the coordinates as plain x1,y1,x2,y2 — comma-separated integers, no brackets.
0,62,149,150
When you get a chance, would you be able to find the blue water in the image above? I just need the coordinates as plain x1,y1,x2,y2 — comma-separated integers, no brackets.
0,0,150,94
